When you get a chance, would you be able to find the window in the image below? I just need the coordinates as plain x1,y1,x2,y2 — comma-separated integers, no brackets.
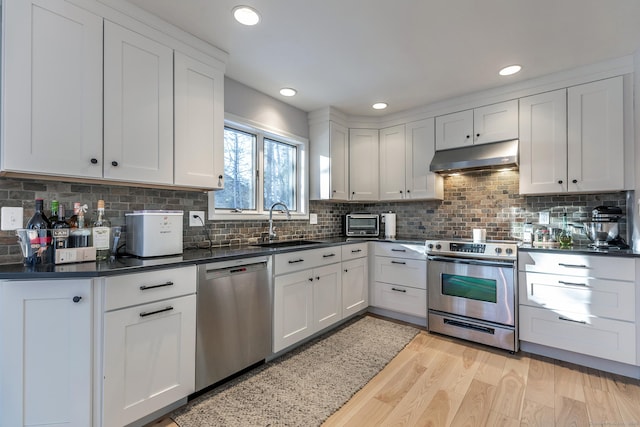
209,117,308,219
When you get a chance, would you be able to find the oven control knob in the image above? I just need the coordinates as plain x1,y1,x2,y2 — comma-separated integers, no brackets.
427,244,434,249
495,247,502,254
505,248,513,255
435,244,442,250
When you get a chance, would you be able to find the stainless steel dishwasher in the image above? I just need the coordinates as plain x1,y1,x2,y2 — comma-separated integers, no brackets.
196,256,272,391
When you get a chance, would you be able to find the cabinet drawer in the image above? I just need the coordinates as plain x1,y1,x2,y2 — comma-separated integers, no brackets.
371,282,426,318
341,242,368,261
103,266,197,311
518,252,635,281
274,247,341,275
374,242,426,260
375,256,426,289
519,305,636,365
519,271,635,322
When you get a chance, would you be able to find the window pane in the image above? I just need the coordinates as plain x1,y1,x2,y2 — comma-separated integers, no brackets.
263,138,296,210
215,127,256,210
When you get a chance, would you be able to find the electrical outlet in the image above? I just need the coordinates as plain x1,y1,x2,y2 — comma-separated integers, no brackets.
1,207,24,230
538,212,550,225
309,213,318,225
189,211,205,227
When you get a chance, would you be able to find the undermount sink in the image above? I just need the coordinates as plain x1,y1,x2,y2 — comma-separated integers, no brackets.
251,239,324,248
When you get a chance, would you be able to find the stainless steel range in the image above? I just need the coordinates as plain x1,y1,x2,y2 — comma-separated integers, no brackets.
425,239,519,352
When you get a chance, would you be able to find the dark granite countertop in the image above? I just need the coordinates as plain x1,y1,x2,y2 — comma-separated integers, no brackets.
0,237,427,279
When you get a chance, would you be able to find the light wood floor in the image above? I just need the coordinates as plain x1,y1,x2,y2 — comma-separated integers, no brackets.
149,330,640,427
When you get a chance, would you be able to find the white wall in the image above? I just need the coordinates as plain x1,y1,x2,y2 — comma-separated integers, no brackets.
224,77,309,139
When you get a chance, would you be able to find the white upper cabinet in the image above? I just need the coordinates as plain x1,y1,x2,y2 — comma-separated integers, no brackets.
567,76,624,193
309,119,349,200
405,119,443,200
379,124,407,200
174,52,225,189
519,89,568,194
519,76,624,195
104,21,174,185
379,120,443,201
349,129,379,201
2,0,103,178
435,100,518,150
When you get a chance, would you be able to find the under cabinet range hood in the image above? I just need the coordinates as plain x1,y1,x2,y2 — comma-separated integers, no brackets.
430,139,519,174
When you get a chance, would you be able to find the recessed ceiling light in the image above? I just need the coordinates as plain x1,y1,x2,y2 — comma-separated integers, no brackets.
233,6,260,26
372,102,388,110
280,88,297,97
499,65,522,76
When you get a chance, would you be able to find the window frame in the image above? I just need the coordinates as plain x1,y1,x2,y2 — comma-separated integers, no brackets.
208,114,309,221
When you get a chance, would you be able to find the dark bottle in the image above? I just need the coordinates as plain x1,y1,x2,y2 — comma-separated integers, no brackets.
52,204,71,250
49,200,59,223
68,202,81,229
26,198,52,263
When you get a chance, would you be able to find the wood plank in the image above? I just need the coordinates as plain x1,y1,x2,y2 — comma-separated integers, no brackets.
583,386,624,426
490,354,529,419
606,373,640,426
414,390,464,427
524,355,555,408
333,397,394,427
555,395,589,427
449,379,496,427
554,360,585,402
520,399,555,427
474,349,508,386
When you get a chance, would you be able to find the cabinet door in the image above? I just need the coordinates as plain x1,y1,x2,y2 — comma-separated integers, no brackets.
379,124,407,200
313,263,342,331
0,279,92,427
273,270,314,352
104,21,174,185
567,76,624,193
102,294,196,427
374,256,427,289
519,89,568,194
405,118,443,200
2,0,103,178
349,129,379,200
174,52,225,189
435,110,473,150
371,282,427,318
342,257,368,317
330,122,350,200
473,99,519,144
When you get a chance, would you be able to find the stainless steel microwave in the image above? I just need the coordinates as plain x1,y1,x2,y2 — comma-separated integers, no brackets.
345,213,379,237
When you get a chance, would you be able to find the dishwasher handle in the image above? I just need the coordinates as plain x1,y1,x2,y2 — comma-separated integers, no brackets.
203,261,268,279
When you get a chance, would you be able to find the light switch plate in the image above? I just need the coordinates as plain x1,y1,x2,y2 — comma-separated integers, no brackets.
538,212,550,224
189,211,206,227
309,213,318,225
1,207,24,230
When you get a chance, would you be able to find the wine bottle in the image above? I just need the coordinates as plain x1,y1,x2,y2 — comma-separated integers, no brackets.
52,204,71,250
26,198,52,263
68,202,81,229
92,200,111,261
70,203,90,248
49,200,59,223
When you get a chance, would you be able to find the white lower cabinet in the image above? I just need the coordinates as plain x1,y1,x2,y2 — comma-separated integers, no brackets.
341,242,368,317
0,279,93,427
371,242,427,319
99,266,197,427
273,247,343,353
518,252,636,365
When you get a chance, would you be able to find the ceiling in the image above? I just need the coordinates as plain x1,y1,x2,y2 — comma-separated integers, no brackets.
126,0,640,117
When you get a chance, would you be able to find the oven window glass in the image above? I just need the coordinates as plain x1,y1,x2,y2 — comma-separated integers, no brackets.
441,273,497,303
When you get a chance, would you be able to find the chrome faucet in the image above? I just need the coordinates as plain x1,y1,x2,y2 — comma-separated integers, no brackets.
268,202,291,240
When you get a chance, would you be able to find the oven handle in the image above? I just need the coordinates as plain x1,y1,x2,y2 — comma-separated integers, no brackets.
427,255,515,269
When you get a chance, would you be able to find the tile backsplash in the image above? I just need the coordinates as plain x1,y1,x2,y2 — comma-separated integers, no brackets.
0,172,628,264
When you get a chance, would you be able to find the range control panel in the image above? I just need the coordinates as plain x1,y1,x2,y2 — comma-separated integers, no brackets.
425,239,518,260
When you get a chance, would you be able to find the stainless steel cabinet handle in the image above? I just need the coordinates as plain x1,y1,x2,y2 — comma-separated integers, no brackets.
140,281,174,291
391,260,406,265
323,253,336,258
351,249,362,253
558,280,588,287
558,263,588,269
288,259,304,264
140,306,173,318
391,287,407,293
391,249,406,252
558,316,587,325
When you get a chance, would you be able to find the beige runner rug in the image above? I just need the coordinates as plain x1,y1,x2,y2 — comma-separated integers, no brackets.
172,315,419,426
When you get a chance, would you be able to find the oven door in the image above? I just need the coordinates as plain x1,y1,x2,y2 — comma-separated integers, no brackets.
428,256,516,326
